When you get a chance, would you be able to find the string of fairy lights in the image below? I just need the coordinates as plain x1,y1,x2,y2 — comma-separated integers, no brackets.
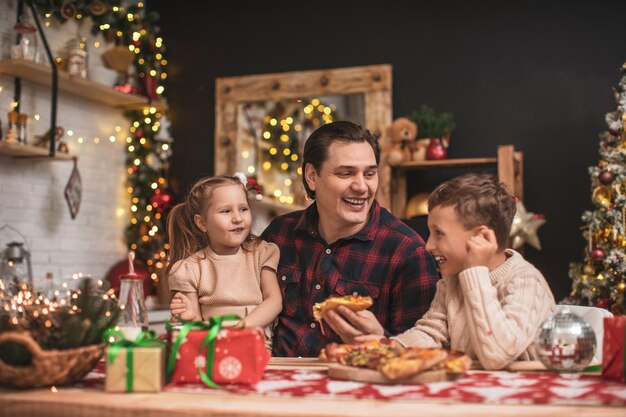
25,0,171,286
241,98,335,206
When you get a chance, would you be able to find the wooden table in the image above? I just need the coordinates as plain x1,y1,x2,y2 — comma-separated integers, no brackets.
1,359,624,417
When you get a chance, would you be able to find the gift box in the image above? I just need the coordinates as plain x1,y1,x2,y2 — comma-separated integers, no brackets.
169,327,269,385
601,315,626,382
105,346,164,392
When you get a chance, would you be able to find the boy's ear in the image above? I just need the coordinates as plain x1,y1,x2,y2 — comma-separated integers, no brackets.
471,225,489,236
194,214,208,232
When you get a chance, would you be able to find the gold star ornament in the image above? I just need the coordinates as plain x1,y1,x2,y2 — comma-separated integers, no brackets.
510,200,546,250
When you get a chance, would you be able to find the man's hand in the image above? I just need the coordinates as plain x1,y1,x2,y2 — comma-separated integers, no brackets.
323,306,384,344
170,292,196,321
464,226,498,269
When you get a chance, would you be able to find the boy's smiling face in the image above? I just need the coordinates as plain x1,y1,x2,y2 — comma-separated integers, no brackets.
425,204,476,276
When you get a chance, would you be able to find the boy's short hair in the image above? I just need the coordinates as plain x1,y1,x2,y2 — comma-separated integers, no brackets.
428,173,516,249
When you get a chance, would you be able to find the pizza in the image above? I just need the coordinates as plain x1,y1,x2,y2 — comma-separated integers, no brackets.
379,347,448,380
441,349,473,373
312,295,373,321
319,339,471,381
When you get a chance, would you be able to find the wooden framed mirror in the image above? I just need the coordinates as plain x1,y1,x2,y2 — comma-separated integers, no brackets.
214,64,392,231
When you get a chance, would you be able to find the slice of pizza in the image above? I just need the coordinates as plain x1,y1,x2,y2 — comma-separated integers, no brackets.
319,339,399,369
441,350,472,374
379,347,448,380
313,295,373,321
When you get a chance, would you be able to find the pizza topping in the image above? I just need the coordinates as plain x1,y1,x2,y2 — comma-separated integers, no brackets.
313,294,373,321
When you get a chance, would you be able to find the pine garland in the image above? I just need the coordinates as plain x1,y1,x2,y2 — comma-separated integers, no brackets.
0,279,120,365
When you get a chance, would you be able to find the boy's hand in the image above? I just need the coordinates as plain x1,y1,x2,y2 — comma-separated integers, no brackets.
464,227,498,269
170,292,196,322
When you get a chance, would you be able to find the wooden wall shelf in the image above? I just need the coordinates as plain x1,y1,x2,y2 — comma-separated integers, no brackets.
388,145,523,218
393,157,498,170
0,59,166,110
0,141,74,160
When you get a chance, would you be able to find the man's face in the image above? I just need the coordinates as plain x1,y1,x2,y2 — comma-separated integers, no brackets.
305,140,378,239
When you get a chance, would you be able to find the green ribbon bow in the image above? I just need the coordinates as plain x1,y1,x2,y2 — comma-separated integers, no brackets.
166,315,240,389
102,328,164,392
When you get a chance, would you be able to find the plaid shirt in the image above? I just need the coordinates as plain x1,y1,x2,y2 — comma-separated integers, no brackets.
261,200,439,357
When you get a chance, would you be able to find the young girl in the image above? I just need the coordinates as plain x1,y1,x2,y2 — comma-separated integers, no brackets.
166,174,282,349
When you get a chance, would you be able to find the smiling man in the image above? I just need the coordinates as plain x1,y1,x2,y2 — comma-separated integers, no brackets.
261,121,439,357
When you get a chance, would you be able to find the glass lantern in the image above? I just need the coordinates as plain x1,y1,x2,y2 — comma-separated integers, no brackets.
11,14,38,62
0,225,33,295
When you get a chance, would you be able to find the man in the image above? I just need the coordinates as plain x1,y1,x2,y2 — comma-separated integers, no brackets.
261,120,439,357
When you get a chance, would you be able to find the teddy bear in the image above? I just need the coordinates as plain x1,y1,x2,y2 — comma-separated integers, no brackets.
384,117,417,165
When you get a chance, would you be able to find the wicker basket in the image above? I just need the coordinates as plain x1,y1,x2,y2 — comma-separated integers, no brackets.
0,331,104,388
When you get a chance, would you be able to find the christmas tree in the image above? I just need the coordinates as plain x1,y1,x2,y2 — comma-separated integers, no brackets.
31,1,172,289
565,61,626,315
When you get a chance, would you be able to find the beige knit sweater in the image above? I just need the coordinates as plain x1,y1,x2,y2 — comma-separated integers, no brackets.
393,249,556,370
168,241,280,321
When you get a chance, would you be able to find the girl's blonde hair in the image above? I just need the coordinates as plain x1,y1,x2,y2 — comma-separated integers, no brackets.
166,175,258,273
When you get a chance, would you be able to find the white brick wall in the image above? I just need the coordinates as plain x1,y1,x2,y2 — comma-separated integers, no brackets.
0,0,132,289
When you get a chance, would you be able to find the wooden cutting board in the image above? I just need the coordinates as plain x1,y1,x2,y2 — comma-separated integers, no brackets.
328,363,462,385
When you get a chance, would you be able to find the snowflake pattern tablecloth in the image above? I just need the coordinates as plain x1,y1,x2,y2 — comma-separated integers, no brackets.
83,363,626,406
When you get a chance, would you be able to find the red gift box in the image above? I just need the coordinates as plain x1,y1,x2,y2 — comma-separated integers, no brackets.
601,315,626,382
169,327,270,385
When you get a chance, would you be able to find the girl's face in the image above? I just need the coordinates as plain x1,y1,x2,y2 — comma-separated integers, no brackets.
425,204,476,277
194,183,251,255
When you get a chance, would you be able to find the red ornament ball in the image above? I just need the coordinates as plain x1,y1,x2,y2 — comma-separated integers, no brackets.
596,297,610,309
591,247,606,262
598,170,614,185
150,188,174,213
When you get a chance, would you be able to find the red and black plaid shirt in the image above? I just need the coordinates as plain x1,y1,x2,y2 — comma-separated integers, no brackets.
261,200,439,357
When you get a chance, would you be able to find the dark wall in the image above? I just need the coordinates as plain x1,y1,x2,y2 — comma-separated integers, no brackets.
148,0,626,301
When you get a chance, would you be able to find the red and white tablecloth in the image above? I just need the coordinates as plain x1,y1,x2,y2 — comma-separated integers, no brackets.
83,364,626,407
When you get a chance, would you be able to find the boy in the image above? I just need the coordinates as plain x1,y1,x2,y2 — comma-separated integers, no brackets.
353,173,556,370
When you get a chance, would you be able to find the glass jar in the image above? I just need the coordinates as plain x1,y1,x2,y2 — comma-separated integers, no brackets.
17,113,27,145
117,273,148,340
12,16,37,61
5,111,19,144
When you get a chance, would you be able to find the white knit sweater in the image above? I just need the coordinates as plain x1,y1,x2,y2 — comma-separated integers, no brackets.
393,249,556,370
